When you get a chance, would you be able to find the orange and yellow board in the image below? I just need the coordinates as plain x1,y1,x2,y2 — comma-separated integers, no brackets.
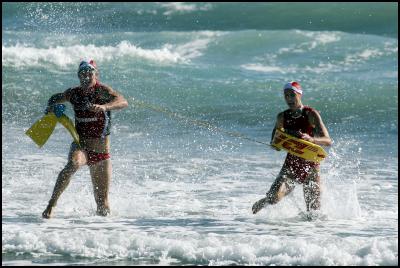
271,128,327,163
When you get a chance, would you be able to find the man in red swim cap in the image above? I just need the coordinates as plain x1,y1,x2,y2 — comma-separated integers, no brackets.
252,81,332,215
42,59,128,218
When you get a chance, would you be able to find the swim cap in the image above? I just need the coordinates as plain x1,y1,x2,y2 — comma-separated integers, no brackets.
78,59,97,74
283,81,302,95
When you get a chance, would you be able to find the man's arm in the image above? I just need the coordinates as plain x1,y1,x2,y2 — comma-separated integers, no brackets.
270,112,284,150
303,110,332,146
45,89,71,113
270,112,284,142
92,85,128,112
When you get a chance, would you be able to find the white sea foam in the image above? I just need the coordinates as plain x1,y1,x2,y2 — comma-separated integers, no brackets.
344,49,384,65
163,38,211,61
383,41,398,53
241,62,343,75
297,31,341,49
241,64,288,74
2,224,397,265
2,37,213,68
160,2,213,16
277,31,341,54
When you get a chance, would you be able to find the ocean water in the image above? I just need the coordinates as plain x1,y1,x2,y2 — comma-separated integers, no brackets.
2,2,398,266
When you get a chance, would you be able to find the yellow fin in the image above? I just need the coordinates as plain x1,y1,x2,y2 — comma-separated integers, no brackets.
57,114,79,144
25,113,58,148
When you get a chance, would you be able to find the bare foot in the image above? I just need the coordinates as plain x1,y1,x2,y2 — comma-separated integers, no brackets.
252,197,268,214
42,205,54,219
96,206,110,216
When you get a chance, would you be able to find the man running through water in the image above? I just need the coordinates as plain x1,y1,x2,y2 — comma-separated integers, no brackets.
42,60,128,218
252,81,332,214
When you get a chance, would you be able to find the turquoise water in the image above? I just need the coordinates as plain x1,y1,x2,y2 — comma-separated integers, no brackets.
2,2,398,266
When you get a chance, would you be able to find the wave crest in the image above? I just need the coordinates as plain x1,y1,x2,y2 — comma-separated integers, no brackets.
2,38,214,68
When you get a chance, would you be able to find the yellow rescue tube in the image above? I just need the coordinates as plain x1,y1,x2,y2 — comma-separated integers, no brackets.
271,128,327,163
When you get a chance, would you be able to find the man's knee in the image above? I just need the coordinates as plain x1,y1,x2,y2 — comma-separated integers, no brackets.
69,152,86,169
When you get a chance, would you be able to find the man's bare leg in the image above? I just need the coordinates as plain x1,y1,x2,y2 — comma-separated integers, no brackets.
252,173,295,214
42,163,78,218
303,171,321,212
89,159,111,216
42,144,87,219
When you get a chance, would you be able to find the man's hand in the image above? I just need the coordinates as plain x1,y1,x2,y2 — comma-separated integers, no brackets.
90,104,107,113
300,133,315,143
44,106,54,114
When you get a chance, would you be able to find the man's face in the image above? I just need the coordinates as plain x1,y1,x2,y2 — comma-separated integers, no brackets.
78,69,96,87
284,88,302,109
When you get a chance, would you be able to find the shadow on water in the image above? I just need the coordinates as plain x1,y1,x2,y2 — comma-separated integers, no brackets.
1,252,185,266
2,249,219,266
121,217,248,236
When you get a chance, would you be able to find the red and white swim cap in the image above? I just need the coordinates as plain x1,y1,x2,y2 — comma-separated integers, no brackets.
283,81,302,95
78,59,97,73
